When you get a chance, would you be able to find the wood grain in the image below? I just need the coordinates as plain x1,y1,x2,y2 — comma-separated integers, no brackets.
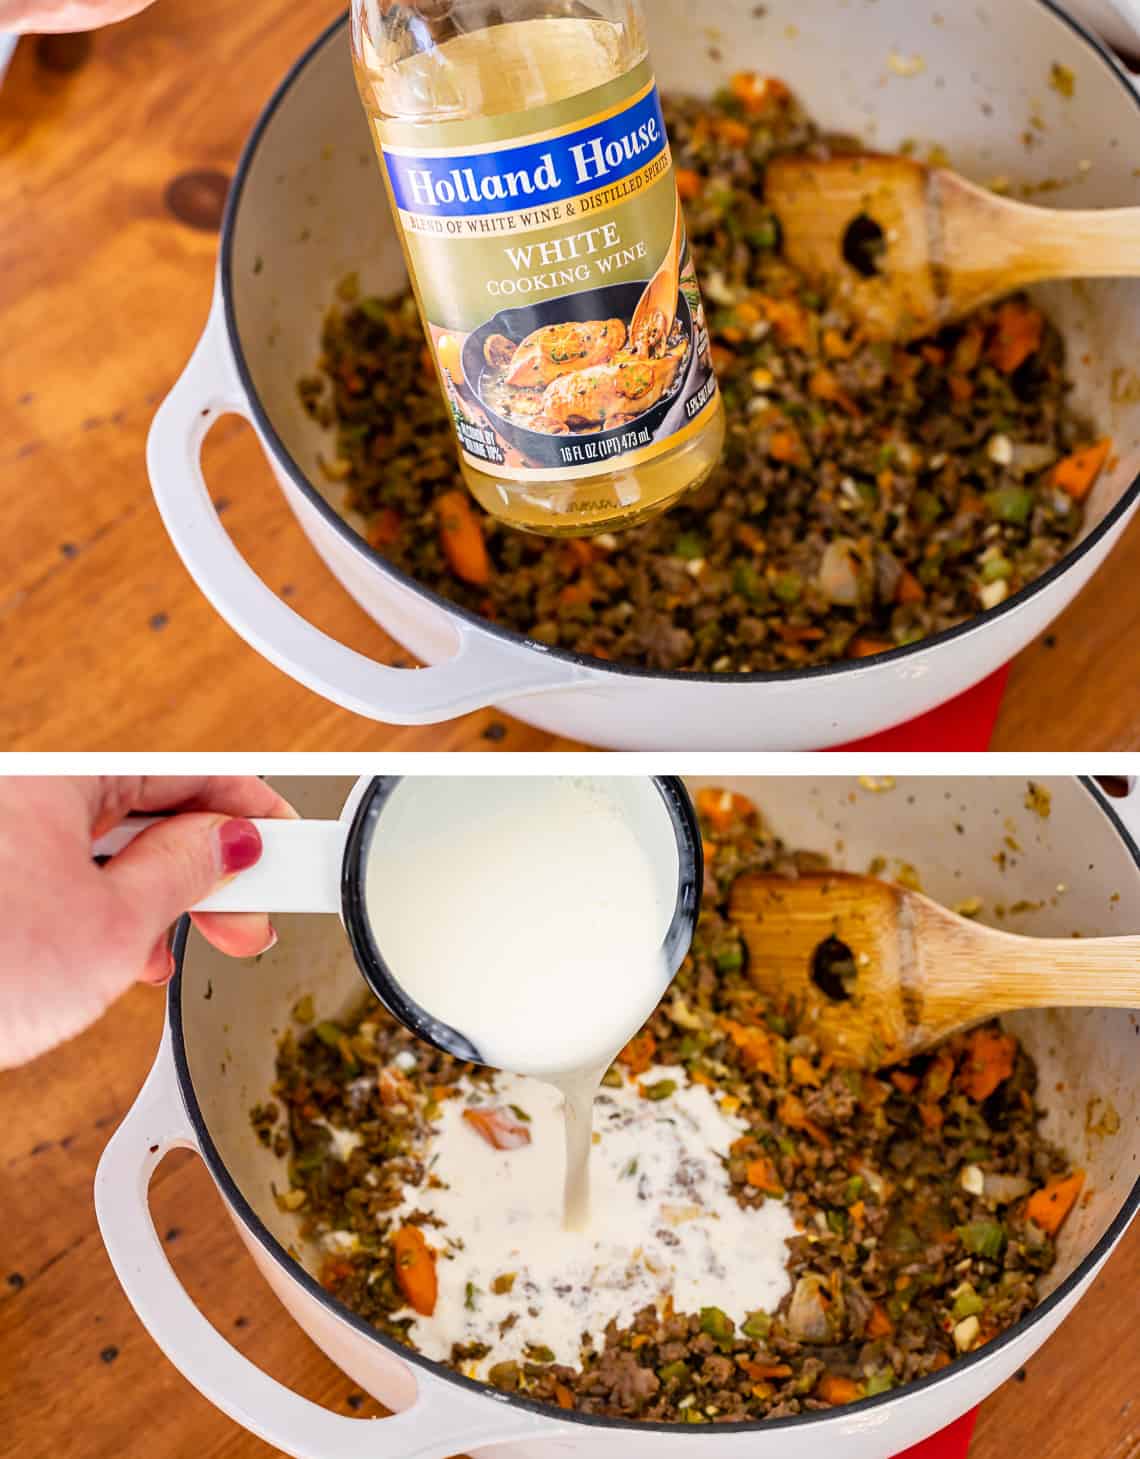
1,976,1137,1458
0,1,1137,751
768,151,1140,340
730,870,1140,1066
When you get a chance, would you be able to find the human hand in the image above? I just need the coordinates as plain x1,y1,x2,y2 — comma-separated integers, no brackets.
0,776,297,1070
0,0,157,33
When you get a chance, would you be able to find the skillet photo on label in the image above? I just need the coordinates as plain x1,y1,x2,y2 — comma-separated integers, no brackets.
458,279,698,470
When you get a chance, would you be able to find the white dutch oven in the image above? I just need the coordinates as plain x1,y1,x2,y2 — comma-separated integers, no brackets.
96,775,1140,1459
146,1,1140,750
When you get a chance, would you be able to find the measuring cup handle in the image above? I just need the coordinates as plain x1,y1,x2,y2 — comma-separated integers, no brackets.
92,819,346,914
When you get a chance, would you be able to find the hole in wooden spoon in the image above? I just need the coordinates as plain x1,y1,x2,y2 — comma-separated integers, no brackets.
842,214,886,277
1094,775,1134,799
811,936,856,1001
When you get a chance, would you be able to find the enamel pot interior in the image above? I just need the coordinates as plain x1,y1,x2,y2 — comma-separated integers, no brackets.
223,0,1140,687
171,775,1140,1435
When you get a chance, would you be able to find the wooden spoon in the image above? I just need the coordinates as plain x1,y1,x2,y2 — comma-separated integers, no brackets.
728,870,1140,1068
765,151,1140,342
630,195,684,355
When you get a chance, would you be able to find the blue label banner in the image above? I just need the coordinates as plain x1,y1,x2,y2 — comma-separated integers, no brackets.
382,84,669,218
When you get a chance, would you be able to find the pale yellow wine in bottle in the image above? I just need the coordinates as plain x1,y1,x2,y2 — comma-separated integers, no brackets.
352,0,725,537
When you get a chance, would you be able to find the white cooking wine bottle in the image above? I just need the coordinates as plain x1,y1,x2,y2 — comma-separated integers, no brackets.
351,0,725,537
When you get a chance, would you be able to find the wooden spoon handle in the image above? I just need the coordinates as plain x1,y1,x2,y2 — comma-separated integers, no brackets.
916,898,1140,1026
944,195,1140,288
1020,205,1140,279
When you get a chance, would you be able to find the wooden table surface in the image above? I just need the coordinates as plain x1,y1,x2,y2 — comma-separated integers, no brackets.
2,0,1139,752
0,977,1136,1459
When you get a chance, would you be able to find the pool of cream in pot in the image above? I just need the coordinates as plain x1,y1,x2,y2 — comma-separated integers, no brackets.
342,1064,798,1371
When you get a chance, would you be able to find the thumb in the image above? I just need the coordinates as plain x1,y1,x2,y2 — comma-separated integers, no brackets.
100,814,263,961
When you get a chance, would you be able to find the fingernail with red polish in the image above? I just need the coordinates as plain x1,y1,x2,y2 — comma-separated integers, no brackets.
217,818,263,875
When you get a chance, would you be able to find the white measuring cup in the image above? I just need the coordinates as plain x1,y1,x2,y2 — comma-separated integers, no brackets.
94,776,703,1065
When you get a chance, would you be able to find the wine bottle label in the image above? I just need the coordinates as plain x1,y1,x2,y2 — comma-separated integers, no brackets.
373,59,719,482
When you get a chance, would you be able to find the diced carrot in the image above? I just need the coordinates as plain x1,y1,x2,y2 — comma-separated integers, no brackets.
379,1067,413,1106
735,299,763,326
689,1068,716,1088
774,622,825,644
696,786,757,832
746,1156,784,1195
558,576,597,608
701,837,717,864
721,325,746,344
957,1027,1017,1101
791,1054,822,1087
988,300,1044,373
741,1359,793,1381
563,539,596,569
1025,1170,1085,1236
554,1383,576,1410
778,1094,831,1144
894,567,926,604
392,1225,438,1316
848,1200,866,1225
818,1375,863,1405
367,507,402,548
768,428,805,464
735,523,766,553
890,1070,919,1095
919,1103,944,1130
436,489,490,586
1052,438,1112,500
848,635,893,659
730,71,791,114
866,1303,893,1338
618,1029,657,1076
722,1019,777,1076
948,374,974,403
675,167,704,202
710,343,737,375
760,297,811,350
715,117,752,147
462,1106,532,1151
921,345,946,367
430,1084,459,1102
823,327,856,359
809,368,859,416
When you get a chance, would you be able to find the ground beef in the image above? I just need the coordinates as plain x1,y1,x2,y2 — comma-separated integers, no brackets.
298,78,1098,673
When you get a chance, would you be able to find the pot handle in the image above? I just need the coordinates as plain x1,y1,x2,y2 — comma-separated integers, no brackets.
146,287,589,725
95,1029,574,1459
